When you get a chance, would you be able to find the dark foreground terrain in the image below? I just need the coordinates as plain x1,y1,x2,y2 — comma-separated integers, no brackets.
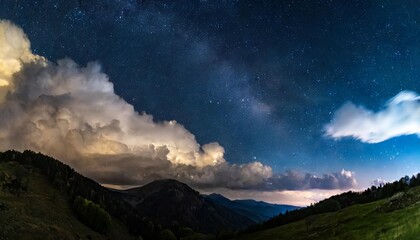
1,150,420,240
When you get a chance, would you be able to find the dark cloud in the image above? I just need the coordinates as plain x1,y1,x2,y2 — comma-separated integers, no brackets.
265,169,357,191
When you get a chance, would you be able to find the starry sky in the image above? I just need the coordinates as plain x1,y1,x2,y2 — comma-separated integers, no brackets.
1,0,420,205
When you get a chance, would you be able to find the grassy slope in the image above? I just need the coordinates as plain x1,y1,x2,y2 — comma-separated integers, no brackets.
0,161,135,240
238,187,420,240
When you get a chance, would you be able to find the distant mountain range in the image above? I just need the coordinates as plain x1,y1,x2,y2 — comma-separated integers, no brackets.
113,179,256,233
205,193,300,223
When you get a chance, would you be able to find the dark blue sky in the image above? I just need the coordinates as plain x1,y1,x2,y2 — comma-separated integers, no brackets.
2,0,420,188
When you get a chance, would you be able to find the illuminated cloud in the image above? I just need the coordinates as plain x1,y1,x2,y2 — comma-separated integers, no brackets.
0,20,40,101
0,20,356,193
0,20,272,189
325,91,420,143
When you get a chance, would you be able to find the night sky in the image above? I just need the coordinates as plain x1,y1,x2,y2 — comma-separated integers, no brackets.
1,0,420,205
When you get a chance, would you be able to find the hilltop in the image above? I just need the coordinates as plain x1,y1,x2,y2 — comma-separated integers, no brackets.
116,179,255,233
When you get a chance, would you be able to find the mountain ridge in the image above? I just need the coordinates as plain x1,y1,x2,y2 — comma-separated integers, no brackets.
205,193,300,223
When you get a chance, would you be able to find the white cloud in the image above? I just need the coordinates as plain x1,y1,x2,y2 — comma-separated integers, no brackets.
0,20,40,101
372,178,387,187
325,91,420,143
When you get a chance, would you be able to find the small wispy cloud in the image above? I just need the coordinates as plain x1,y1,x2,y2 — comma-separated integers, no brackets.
325,91,420,143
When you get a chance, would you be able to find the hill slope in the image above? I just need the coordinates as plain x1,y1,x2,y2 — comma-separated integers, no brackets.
205,193,299,223
0,161,135,240
237,187,420,240
118,179,256,233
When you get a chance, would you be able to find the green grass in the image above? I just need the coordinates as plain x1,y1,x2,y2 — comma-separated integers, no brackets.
237,187,420,240
0,161,135,240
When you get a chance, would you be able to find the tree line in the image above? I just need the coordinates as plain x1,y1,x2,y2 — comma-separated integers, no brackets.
73,196,112,234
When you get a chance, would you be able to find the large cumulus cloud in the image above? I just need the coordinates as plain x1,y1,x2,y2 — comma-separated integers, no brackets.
0,19,272,189
325,91,420,143
0,20,356,191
